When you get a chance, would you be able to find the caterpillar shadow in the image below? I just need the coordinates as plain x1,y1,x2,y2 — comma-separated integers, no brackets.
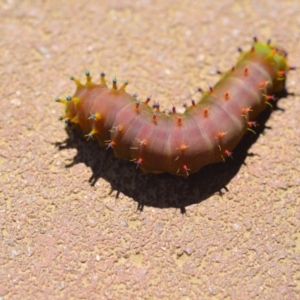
56,89,290,211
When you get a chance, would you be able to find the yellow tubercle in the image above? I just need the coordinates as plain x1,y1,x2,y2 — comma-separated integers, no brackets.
85,70,94,87
112,78,118,90
55,97,67,104
70,115,79,124
59,113,71,120
71,97,81,104
65,95,81,104
119,81,129,91
100,72,107,87
85,129,98,141
70,76,83,88
88,112,101,121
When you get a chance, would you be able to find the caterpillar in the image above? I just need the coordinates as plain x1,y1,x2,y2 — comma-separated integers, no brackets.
56,37,294,177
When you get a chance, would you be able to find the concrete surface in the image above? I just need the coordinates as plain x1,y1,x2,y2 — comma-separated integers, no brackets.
1,0,300,299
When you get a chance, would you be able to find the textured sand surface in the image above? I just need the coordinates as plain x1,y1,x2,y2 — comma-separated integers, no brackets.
1,0,300,299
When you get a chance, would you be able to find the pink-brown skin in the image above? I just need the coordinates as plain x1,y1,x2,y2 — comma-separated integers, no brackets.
65,46,287,176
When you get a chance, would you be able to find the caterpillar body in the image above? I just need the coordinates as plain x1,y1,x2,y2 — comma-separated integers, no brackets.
56,39,292,176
